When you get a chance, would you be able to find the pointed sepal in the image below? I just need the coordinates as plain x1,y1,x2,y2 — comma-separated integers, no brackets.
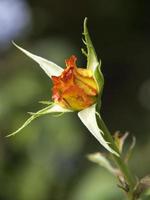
82,18,104,96
78,104,119,156
12,42,63,78
7,103,72,137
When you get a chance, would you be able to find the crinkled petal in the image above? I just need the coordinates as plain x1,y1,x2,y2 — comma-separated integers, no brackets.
78,104,119,156
7,103,72,137
13,42,63,77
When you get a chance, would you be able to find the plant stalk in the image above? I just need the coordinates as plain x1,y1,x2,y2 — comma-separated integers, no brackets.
97,116,136,199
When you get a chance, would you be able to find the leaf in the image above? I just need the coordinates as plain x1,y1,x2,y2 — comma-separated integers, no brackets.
134,175,150,199
87,152,119,176
114,131,129,153
82,18,104,94
78,104,119,156
140,176,150,188
12,42,63,78
125,136,136,163
7,103,72,137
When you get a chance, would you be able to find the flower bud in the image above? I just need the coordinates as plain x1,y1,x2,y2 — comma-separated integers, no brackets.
52,55,98,110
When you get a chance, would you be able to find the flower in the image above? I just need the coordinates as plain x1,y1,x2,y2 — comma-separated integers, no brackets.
51,55,98,110
8,18,118,156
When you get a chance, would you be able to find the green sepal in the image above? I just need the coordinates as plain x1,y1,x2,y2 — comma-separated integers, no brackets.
78,104,120,156
6,103,72,137
82,18,104,98
12,42,63,78
39,100,53,105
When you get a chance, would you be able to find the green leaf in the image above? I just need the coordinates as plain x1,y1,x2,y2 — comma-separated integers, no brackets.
78,104,119,156
7,103,72,137
114,131,129,153
12,42,63,78
87,152,119,176
125,136,136,163
82,18,104,94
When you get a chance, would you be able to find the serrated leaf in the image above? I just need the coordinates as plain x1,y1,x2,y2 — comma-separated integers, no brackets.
78,104,119,156
7,103,72,137
12,42,63,78
87,152,119,175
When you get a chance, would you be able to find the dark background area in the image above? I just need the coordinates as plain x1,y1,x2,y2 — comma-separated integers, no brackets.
0,0,150,199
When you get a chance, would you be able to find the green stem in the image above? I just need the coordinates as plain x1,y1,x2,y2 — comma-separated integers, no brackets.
97,116,136,199
127,193,135,200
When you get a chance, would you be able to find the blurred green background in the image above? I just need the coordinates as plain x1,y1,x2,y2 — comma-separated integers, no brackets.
0,0,150,200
